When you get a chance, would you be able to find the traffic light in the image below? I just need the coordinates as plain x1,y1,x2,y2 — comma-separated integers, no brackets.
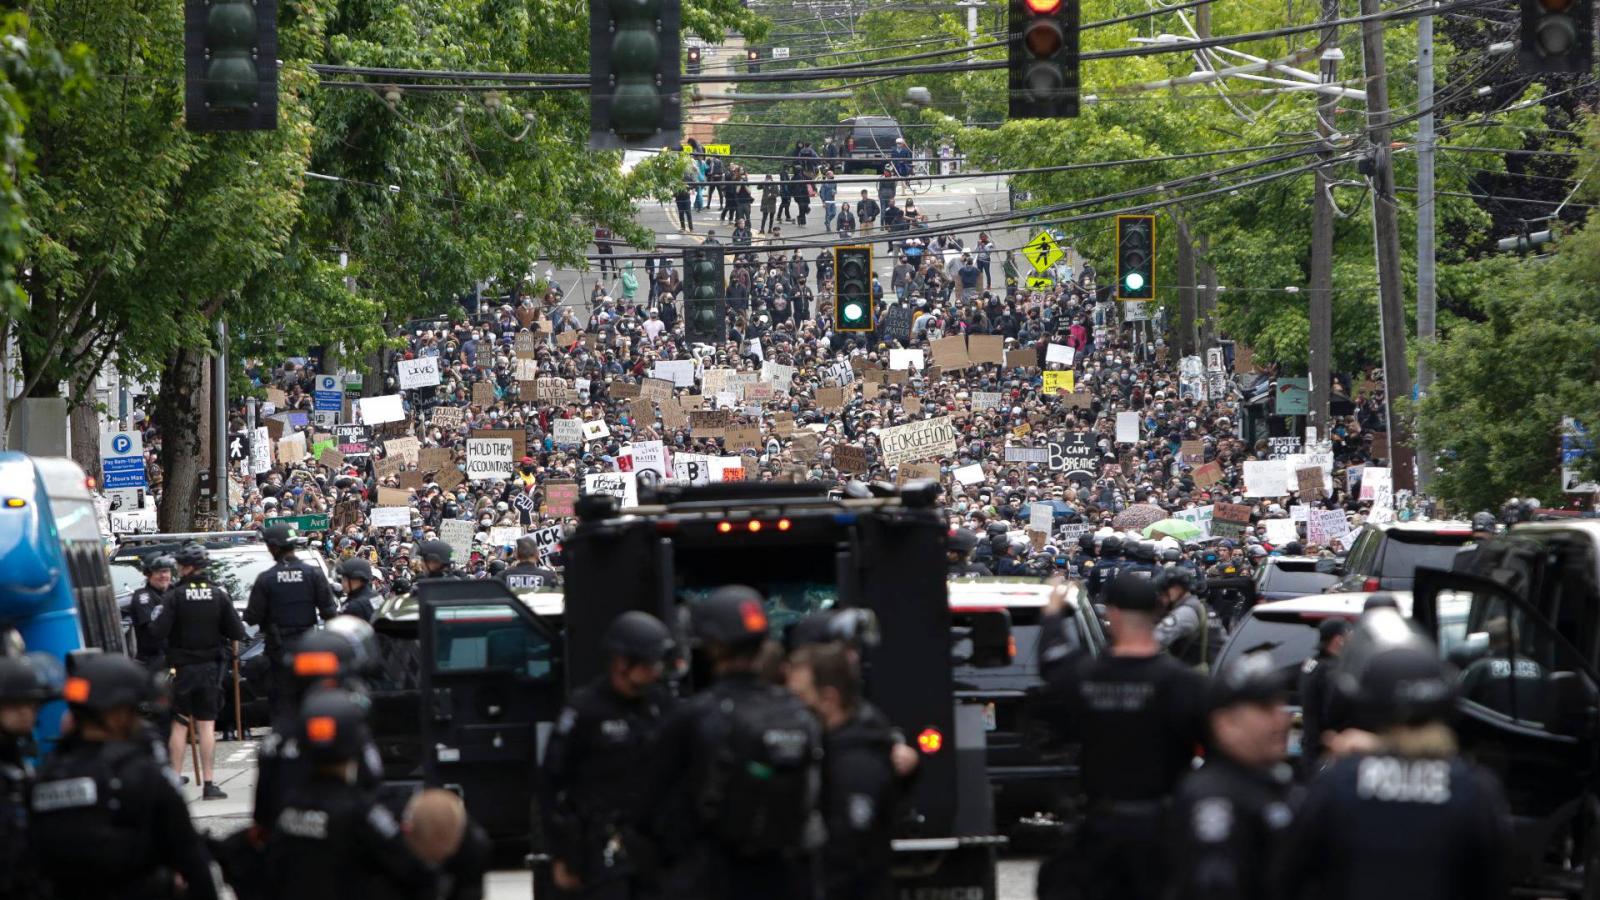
747,48,762,73
1008,0,1080,119
589,0,682,150
1519,0,1592,73
687,46,702,75
683,247,726,343
1115,215,1155,300
834,246,874,332
184,0,278,132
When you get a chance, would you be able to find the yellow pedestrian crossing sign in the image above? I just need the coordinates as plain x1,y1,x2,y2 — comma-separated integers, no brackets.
1025,275,1054,291
1023,230,1064,274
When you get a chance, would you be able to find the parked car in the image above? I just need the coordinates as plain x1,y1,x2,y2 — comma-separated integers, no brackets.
1412,520,1600,896
948,578,1107,837
833,115,905,174
1254,555,1340,603
1326,520,1475,593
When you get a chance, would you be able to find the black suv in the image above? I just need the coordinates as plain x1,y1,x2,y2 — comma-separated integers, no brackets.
1328,521,1474,593
949,578,1107,837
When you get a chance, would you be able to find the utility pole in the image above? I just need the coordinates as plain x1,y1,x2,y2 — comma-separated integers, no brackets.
1359,0,1417,492
957,0,985,60
1414,3,1437,492
1308,0,1341,438
211,320,229,526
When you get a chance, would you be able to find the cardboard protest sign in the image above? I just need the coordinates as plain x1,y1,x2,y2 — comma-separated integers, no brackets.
384,436,420,466
689,409,731,438
544,481,579,517
377,487,412,507
833,444,869,474
466,437,516,481
397,470,424,490
723,425,763,452
417,447,452,475
277,433,306,465
430,405,465,429
319,448,345,470
968,335,1005,365
896,462,940,484
902,396,922,414
515,329,539,353
471,427,526,459
640,378,674,402
1296,466,1326,500
472,382,495,407
931,336,971,370
435,464,465,491
1192,461,1224,488
557,330,580,349
1004,350,1035,370
625,398,653,426
1042,371,1075,395
610,381,641,401
397,357,441,390
877,417,957,466
672,453,713,486
1180,440,1206,465
1213,502,1253,524
814,385,843,410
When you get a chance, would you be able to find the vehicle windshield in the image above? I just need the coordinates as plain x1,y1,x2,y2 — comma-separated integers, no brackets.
1382,533,1473,576
674,541,838,637
1214,611,1326,704
952,606,1050,681
1259,564,1340,595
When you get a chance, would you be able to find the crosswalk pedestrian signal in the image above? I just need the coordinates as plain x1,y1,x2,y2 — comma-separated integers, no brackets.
1116,215,1155,299
1519,0,1592,73
683,247,726,343
589,0,682,149
834,246,874,332
185,0,279,132
1008,0,1080,119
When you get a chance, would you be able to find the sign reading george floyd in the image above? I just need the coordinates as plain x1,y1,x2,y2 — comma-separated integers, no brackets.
876,416,957,467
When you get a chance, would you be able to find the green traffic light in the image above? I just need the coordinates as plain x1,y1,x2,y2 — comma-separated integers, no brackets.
1124,272,1145,292
843,302,865,322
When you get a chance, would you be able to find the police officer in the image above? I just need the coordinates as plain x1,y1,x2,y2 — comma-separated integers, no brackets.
337,558,380,622
1036,574,1208,900
1167,652,1295,900
1,655,50,900
501,536,560,592
787,641,897,900
29,654,218,900
263,688,426,900
245,525,338,724
1298,618,1348,778
646,586,823,900
1451,511,1499,573
539,611,676,898
1153,569,1209,669
1122,540,1162,580
1088,535,1126,602
416,539,459,580
1075,533,1099,583
1274,608,1511,900
128,555,176,670
152,541,247,798
947,527,991,576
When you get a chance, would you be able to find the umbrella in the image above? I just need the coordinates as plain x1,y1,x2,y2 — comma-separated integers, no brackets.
1142,518,1203,541
1112,503,1167,531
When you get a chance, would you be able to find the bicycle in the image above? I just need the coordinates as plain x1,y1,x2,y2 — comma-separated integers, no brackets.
904,156,933,195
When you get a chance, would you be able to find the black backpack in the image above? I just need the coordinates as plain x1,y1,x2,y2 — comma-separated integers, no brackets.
699,686,822,857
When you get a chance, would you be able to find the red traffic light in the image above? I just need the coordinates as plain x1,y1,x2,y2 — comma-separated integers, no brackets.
1025,0,1062,13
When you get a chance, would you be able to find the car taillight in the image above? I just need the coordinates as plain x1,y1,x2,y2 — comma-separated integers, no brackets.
1363,577,1381,592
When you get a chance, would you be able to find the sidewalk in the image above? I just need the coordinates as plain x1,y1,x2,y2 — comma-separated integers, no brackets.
180,737,258,838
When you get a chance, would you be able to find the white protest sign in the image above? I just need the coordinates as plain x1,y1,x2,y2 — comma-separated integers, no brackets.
1029,503,1055,533
489,526,524,548
1358,467,1389,500
971,392,1003,411
397,357,441,390
631,440,671,477
819,359,853,387
109,508,158,535
528,523,564,553
1243,460,1293,497
712,457,747,483
876,417,958,467
1262,518,1300,546
1115,411,1140,444
370,507,411,528
1307,508,1350,546
1046,343,1074,366
553,418,583,448
584,471,638,507
439,519,475,562
356,394,406,425
1285,451,1334,494
1290,504,1310,523
888,349,925,371
1365,468,1394,522
1173,505,1214,538
761,361,796,393
582,420,611,442
465,437,515,481
953,463,986,485
652,359,698,388
251,426,273,475
672,452,712,486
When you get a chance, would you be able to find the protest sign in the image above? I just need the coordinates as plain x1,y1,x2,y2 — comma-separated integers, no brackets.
417,447,453,476
879,305,913,342
1262,518,1300,546
652,359,698,387
466,437,515,481
640,378,674,402
968,335,1005,365
1267,436,1302,459
277,433,306,465
833,444,869,474
1047,435,1098,475
357,394,406,425
1180,440,1206,465
953,463,986,485
609,382,641,400
628,398,654,426
1243,460,1293,497
1115,411,1140,444
384,436,420,466
471,427,527,460
1005,445,1049,464
1042,371,1075,395
544,481,579,517
815,386,845,410
723,425,763,452
1046,344,1074,366
1307,508,1349,546
672,453,712,486
888,349,924,371
582,420,611,442
1172,505,1214,539
876,417,957,466
377,487,412,507
439,519,475,562
971,392,1003,411
472,382,495,406
430,405,464,429
397,357,441,390
931,336,970,370
897,462,941,485
761,361,796,393
1296,466,1326,500
584,472,636,506
1029,503,1055,533
1192,461,1224,488
370,507,410,528
334,424,370,457
818,359,853,387
1214,502,1253,524
690,409,731,438
1005,350,1034,370
397,471,423,490
527,523,563,555
553,418,583,448
435,464,465,491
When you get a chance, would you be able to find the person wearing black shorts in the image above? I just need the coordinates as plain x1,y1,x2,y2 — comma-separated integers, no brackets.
152,542,247,799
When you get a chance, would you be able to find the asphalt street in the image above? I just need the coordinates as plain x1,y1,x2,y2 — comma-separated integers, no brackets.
186,736,1044,899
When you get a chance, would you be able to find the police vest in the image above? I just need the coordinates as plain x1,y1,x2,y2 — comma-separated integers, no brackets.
259,559,321,633
168,576,227,664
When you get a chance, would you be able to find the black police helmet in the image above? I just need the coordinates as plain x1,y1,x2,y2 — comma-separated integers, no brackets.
1156,568,1193,593
63,653,151,714
602,611,676,663
949,527,979,555
1104,573,1160,613
1471,511,1497,533
690,585,770,646
487,559,508,575
337,557,374,582
1161,547,1181,563
262,524,304,550
1208,651,1290,711
323,616,381,676
290,630,356,681
787,608,881,652
174,542,209,568
1078,534,1097,556
0,655,52,703
1100,535,1124,557
418,539,454,567
1333,607,1456,729
297,687,371,763
143,555,177,575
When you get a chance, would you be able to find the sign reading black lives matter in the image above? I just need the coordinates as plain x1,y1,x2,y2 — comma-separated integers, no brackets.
1047,433,1099,476
876,416,957,467
878,305,914,343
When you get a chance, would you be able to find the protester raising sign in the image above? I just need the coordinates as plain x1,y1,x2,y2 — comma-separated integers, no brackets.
465,437,514,481
876,417,957,467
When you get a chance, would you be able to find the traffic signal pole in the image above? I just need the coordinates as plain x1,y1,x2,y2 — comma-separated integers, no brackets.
1308,0,1339,437
1359,0,1417,492
1415,3,1437,492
